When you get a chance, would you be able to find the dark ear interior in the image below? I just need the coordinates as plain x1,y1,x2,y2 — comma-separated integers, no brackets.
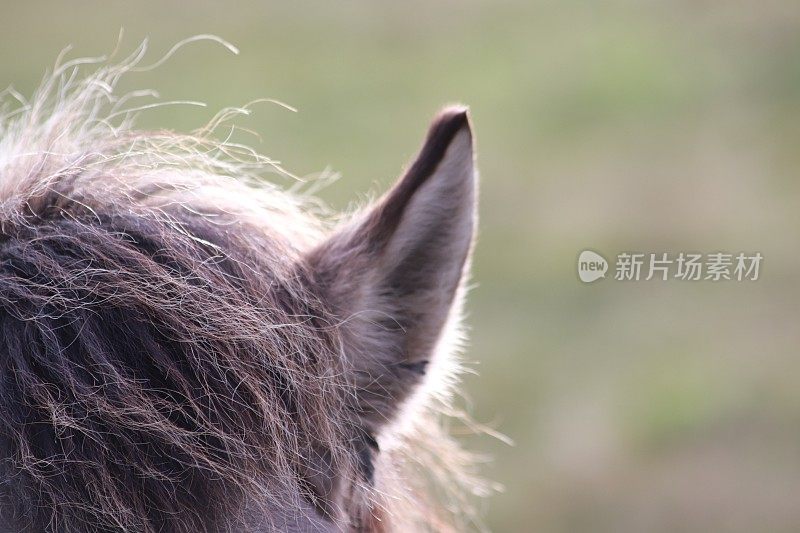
307,106,477,436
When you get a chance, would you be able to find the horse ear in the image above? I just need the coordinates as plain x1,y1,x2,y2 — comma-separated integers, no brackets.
306,106,477,435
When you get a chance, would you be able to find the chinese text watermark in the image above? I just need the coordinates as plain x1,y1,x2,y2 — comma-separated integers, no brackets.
578,251,762,283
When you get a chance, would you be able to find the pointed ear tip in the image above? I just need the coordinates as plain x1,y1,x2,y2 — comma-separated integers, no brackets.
436,104,472,132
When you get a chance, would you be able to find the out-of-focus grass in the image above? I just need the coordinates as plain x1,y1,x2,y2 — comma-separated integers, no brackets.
2,1,800,531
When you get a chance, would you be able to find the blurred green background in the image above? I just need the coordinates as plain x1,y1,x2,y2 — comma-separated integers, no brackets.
3,1,800,531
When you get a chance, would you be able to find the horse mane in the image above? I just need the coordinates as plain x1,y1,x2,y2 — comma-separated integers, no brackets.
0,40,488,532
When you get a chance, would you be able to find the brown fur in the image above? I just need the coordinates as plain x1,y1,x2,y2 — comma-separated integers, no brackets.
0,47,482,532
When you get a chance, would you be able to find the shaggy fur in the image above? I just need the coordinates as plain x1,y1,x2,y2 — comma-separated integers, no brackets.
0,43,484,533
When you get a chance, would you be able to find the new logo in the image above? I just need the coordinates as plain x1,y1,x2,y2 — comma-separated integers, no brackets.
578,250,608,283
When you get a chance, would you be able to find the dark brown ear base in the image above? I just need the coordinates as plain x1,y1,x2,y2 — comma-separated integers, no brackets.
307,105,476,439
